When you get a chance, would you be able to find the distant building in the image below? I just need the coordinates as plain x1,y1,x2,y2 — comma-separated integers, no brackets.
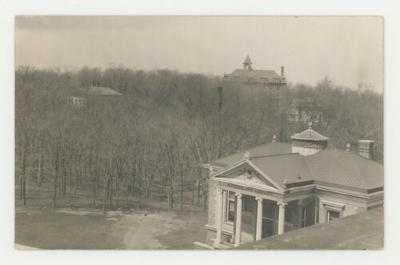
67,86,122,108
223,55,287,90
197,124,383,249
67,95,87,108
87,86,123,96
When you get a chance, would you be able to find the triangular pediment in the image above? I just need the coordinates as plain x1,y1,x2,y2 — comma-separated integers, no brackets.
214,162,280,191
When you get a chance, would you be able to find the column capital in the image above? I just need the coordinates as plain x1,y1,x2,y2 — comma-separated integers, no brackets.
277,201,287,207
216,187,223,194
235,193,242,199
255,196,263,202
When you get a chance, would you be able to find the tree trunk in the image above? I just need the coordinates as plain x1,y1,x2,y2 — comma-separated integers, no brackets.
37,153,42,186
180,163,184,210
196,179,201,207
53,145,59,209
22,174,26,206
102,174,109,214
146,175,153,199
109,177,113,209
116,176,120,208
21,139,28,206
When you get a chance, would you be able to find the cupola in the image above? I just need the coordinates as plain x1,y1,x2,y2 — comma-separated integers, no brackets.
290,123,328,156
243,55,253,70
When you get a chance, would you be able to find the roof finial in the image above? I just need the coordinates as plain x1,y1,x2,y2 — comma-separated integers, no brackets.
272,135,277,142
308,121,313,129
243,151,250,160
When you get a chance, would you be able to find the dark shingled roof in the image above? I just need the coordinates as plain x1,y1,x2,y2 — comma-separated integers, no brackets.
305,149,383,191
237,207,383,250
211,142,292,167
251,153,313,187
211,142,383,192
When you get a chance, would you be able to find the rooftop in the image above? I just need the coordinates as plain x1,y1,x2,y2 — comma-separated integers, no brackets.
229,69,282,80
305,148,383,191
224,55,285,83
87,86,122,96
291,124,329,142
211,142,292,167
211,137,383,192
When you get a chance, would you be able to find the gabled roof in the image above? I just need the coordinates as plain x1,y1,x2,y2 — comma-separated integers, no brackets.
291,126,328,142
211,142,383,193
251,153,313,187
87,86,122,96
211,142,292,167
213,153,313,190
214,161,280,191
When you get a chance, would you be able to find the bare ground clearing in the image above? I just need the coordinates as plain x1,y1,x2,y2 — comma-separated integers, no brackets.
15,205,206,249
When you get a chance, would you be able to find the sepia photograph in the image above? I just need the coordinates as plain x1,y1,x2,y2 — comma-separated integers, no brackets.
14,15,384,250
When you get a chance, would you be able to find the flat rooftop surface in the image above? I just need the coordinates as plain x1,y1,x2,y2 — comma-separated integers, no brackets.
237,207,383,250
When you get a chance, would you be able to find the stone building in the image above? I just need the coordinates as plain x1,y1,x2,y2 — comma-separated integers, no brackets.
198,124,383,249
223,55,287,90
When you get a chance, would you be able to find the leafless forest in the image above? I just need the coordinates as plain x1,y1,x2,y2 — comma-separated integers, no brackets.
15,66,383,212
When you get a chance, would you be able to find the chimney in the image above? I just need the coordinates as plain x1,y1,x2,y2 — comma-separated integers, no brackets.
281,66,285,77
358,140,374,159
217,86,223,111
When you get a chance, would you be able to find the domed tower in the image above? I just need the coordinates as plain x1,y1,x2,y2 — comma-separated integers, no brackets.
243,55,253,70
291,123,328,156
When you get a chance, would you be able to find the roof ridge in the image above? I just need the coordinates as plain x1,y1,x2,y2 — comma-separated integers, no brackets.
250,152,298,159
291,127,328,141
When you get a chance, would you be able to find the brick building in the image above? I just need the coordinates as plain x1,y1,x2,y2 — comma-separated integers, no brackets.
223,55,287,90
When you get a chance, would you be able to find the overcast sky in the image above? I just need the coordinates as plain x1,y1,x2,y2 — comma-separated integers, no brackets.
15,16,383,92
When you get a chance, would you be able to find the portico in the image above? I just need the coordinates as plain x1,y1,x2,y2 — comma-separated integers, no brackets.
214,185,290,247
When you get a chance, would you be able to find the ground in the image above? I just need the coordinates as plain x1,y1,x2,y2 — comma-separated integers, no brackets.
15,205,207,249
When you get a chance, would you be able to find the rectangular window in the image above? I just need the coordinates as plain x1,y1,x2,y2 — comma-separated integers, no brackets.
225,191,235,222
327,210,340,222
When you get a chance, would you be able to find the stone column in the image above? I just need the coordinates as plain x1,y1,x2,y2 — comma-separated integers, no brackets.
215,188,224,245
234,193,243,246
255,197,263,241
314,197,319,225
277,201,287,235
